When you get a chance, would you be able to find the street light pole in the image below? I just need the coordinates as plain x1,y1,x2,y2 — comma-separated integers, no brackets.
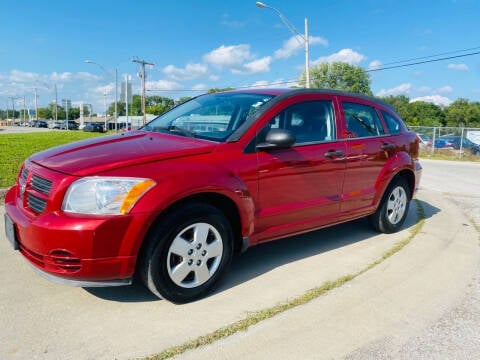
33,88,39,120
103,88,107,130
85,60,119,132
256,1,310,88
114,68,118,132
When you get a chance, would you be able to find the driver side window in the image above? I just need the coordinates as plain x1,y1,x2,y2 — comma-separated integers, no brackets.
259,100,335,145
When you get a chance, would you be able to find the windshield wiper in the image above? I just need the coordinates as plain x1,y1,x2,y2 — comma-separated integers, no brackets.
167,125,196,137
153,125,196,138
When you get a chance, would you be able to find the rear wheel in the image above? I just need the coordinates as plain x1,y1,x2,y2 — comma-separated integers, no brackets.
140,203,233,303
370,177,411,233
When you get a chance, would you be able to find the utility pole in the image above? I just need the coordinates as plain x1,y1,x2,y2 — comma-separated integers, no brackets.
103,88,107,130
54,84,58,121
23,96,26,123
33,88,38,120
132,57,154,125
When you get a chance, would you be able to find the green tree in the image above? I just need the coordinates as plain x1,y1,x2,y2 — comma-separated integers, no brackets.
146,96,175,115
444,98,480,127
208,87,235,93
379,95,411,121
177,97,192,105
37,107,52,119
107,102,126,116
406,101,445,126
300,62,373,96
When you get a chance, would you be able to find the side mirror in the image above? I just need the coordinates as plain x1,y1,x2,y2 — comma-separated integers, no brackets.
256,128,296,150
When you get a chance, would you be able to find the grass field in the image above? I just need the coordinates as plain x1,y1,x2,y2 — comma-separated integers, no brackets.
0,131,106,188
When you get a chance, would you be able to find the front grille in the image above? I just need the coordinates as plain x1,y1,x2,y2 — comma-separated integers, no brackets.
31,175,52,195
27,193,47,213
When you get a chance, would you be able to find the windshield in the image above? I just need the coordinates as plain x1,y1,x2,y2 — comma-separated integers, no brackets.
142,92,274,142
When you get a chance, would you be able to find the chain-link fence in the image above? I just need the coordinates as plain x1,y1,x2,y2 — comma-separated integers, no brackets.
408,126,480,158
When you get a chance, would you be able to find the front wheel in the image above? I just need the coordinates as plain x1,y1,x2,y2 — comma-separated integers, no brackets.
140,203,234,303
370,177,411,233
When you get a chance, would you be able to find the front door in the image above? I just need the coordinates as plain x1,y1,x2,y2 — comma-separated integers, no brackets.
253,97,346,242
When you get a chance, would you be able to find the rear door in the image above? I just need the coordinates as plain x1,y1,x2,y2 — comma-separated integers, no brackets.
338,97,391,213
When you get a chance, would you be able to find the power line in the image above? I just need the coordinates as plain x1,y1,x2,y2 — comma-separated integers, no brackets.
145,48,480,93
379,45,480,66
367,50,480,72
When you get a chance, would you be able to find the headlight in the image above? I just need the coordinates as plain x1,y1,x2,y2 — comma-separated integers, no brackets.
62,177,156,215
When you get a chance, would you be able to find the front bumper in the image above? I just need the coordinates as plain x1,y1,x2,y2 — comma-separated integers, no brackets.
5,184,149,285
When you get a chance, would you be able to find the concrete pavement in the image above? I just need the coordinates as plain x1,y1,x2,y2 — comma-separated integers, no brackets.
179,188,479,359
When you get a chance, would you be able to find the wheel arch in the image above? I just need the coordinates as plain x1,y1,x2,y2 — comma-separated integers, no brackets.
137,192,245,271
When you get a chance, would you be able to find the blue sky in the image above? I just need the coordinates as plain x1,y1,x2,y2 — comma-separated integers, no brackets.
1,0,480,114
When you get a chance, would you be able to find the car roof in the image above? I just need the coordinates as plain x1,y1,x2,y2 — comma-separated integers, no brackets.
223,88,392,106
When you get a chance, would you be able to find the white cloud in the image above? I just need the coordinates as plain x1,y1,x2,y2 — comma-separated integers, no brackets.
248,78,293,89
312,48,366,65
417,86,431,93
410,95,452,106
146,79,183,90
9,69,38,82
248,80,271,88
221,14,245,28
50,72,74,81
274,35,328,59
192,83,208,91
203,44,253,70
368,60,382,70
232,56,272,75
163,63,208,81
376,83,412,97
436,86,453,94
447,63,469,71
92,83,115,96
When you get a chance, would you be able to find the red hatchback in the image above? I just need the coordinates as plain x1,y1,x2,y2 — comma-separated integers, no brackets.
4,89,421,303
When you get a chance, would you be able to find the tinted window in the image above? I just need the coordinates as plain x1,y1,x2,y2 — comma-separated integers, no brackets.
382,111,401,135
343,102,384,138
260,101,335,145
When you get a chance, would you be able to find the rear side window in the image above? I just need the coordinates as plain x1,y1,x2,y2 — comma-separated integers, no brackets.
342,102,384,138
381,111,401,135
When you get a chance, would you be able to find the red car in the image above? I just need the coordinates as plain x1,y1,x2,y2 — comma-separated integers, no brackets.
4,89,421,303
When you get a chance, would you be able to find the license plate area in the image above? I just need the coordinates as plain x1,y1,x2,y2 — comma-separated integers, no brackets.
4,214,19,250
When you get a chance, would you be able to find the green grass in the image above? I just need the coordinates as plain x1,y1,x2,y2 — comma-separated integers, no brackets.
420,149,480,162
0,131,107,188
144,199,426,360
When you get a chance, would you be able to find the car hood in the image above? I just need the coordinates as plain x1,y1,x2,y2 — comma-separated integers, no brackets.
30,130,217,176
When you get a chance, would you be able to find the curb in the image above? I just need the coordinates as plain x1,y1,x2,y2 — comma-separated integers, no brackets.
0,188,7,203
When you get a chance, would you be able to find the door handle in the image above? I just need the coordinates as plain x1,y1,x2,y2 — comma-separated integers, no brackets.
381,143,395,150
324,150,344,158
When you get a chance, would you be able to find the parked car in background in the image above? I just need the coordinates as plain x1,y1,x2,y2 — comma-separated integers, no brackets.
416,133,432,150
28,120,38,127
83,122,105,133
4,89,422,303
434,139,450,149
48,121,63,129
439,135,480,155
35,120,48,128
60,120,79,130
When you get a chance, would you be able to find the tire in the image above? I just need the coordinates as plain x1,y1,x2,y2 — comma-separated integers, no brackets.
140,203,234,303
370,177,411,234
